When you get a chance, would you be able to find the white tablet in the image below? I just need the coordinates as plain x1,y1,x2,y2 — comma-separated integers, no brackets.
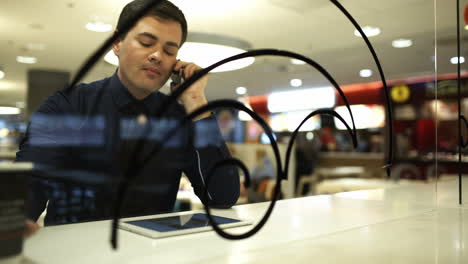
119,211,252,239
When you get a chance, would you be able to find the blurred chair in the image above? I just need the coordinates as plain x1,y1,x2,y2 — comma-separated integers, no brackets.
296,173,319,197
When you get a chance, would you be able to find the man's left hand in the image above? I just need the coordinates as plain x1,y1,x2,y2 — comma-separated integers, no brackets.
171,61,210,120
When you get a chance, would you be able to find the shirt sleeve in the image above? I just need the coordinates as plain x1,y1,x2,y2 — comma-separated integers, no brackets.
183,115,240,208
15,91,72,221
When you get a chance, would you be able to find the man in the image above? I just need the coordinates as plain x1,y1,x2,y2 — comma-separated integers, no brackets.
16,0,240,226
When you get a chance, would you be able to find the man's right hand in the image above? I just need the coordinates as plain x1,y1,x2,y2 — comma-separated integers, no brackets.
24,220,40,238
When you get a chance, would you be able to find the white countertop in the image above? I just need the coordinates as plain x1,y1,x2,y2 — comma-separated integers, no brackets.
22,176,468,263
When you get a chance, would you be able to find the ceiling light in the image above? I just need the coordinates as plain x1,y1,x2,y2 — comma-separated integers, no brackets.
176,32,254,72
392,39,413,48
0,69,4,80
178,42,254,72
354,26,381,38
236,86,247,95
360,69,373,78
290,58,306,65
267,87,335,113
104,32,255,72
290,79,302,87
0,106,20,115
465,25,468,30
16,56,37,64
85,21,113,32
450,56,465,64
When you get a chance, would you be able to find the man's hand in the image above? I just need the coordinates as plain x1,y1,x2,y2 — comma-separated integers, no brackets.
24,219,40,238
171,61,211,120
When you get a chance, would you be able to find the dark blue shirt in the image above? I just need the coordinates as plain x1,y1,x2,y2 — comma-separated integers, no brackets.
16,73,239,225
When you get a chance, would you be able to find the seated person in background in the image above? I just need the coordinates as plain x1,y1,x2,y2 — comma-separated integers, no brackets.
248,150,275,202
15,0,239,226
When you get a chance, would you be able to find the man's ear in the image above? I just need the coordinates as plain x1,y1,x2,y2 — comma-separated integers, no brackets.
112,31,121,57
112,41,121,57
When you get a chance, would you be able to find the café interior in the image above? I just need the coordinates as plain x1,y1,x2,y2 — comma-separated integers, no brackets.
0,0,467,263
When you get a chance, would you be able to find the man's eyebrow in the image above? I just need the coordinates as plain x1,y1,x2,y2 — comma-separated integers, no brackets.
138,32,157,40
138,32,180,48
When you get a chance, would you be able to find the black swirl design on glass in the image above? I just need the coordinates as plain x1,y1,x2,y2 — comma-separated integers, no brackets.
51,0,392,249
460,116,468,149
330,0,393,175
456,0,464,204
110,49,358,247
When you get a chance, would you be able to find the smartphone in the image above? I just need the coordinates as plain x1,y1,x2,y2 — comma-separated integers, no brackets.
171,68,185,86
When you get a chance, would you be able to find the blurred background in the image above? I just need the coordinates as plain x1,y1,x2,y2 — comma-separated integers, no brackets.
0,0,467,211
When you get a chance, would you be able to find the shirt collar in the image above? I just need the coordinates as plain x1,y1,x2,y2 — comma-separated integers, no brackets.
110,72,163,113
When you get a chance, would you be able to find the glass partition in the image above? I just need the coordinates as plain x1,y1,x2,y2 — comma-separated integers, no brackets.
435,0,468,206
2,0,463,256
0,0,444,220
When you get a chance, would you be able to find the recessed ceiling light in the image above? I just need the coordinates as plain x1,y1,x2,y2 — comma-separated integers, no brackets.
236,86,247,95
450,56,465,64
465,25,468,30
354,26,381,38
85,21,113,32
290,58,306,65
290,79,303,87
360,69,373,78
392,39,413,48
16,56,37,64
0,69,4,80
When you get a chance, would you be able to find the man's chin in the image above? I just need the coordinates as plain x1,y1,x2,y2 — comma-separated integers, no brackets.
141,85,161,94
138,80,162,91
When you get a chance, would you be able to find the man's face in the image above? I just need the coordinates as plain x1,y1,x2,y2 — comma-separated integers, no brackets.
113,16,182,99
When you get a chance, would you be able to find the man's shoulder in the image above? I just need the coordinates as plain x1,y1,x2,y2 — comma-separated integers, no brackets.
37,76,112,114
73,77,111,97
66,76,113,111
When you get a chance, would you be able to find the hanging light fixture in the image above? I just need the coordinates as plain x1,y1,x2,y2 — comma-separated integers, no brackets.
105,32,255,72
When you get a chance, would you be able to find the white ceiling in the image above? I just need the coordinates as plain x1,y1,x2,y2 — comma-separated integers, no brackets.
0,0,466,108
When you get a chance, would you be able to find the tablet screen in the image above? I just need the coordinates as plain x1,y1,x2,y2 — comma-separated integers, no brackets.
125,213,241,232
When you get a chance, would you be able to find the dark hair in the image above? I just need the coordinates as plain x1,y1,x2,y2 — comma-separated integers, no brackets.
116,0,187,45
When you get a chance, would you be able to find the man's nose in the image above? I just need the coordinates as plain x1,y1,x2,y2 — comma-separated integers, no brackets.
148,49,162,64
